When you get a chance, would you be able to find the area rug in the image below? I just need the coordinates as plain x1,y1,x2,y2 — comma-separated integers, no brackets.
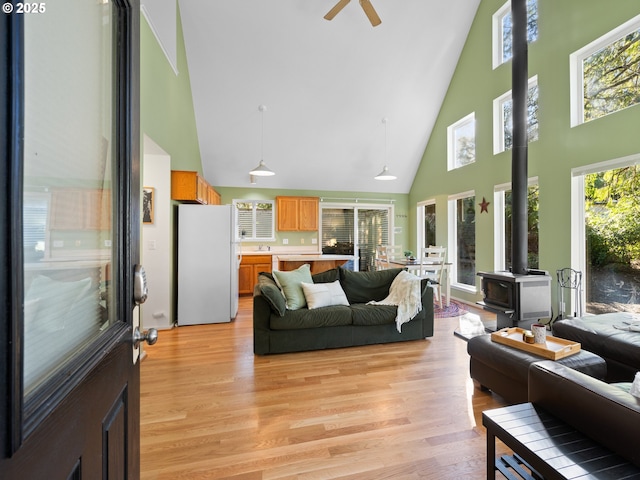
434,299,468,318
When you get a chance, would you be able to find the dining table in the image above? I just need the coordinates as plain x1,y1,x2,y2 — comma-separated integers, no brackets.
386,258,451,307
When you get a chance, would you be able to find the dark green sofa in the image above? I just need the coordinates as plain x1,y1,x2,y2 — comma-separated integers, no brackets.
253,267,434,355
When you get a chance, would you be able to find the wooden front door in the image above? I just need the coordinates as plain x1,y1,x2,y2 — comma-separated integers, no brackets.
1,0,143,477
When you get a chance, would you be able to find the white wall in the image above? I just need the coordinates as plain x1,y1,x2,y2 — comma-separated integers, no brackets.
141,135,173,330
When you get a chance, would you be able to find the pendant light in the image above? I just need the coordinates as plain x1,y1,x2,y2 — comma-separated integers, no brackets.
249,105,275,177
375,117,397,180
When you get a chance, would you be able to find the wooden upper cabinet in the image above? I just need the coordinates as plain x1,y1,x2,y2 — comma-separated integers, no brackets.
171,170,221,205
276,196,318,231
298,197,319,231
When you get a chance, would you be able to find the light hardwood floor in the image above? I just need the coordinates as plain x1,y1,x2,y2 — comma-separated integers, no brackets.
140,298,509,479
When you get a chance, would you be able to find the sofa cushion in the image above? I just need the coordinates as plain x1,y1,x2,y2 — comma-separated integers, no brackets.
301,280,349,309
257,273,286,317
312,267,340,284
351,303,397,326
339,267,403,304
272,264,313,310
269,305,353,330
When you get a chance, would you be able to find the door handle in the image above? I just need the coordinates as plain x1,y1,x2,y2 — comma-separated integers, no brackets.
132,326,158,348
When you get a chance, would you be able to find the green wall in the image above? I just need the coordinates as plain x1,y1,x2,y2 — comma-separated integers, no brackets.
216,186,410,249
409,0,640,304
140,5,201,171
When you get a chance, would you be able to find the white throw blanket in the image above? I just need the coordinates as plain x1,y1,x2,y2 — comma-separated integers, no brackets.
368,270,423,333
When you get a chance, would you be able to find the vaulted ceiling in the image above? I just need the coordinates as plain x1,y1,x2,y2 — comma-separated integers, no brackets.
167,1,481,193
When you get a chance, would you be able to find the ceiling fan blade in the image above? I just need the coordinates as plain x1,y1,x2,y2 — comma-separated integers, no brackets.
324,0,351,20
359,0,381,26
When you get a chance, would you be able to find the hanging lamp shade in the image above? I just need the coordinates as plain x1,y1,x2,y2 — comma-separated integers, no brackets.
374,165,397,180
374,117,397,180
249,160,274,177
249,104,275,177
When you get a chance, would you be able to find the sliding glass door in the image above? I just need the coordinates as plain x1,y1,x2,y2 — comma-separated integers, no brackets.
320,203,393,271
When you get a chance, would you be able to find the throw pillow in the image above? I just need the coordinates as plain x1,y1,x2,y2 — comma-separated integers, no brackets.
301,280,350,309
272,264,313,310
257,273,286,317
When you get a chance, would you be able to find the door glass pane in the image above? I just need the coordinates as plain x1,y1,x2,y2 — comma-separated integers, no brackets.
358,209,389,272
23,0,115,396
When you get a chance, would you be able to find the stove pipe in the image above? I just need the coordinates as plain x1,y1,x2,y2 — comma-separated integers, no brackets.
511,0,528,275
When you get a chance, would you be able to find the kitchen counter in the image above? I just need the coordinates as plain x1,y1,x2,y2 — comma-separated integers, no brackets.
275,254,355,274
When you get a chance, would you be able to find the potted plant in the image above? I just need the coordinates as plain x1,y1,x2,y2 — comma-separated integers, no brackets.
404,250,416,263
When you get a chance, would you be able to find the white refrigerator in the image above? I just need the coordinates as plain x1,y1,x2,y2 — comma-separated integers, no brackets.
177,204,239,325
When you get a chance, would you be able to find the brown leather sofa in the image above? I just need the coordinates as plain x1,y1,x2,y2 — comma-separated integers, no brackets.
528,361,640,467
553,313,640,382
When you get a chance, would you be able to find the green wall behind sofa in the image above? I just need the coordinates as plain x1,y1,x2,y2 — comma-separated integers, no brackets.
408,0,640,305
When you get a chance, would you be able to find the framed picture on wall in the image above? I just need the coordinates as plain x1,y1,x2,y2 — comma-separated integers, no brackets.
143,186,154,224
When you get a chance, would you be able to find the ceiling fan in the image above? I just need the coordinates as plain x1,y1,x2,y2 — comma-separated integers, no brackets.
324,0,382,27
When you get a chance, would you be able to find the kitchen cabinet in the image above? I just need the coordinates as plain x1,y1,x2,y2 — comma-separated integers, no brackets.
239,254,272,295
276,196,318,231
171,170,221,205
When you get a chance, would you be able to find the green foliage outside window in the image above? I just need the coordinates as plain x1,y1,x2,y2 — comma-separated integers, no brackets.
585,166,640,266
583,29,640,122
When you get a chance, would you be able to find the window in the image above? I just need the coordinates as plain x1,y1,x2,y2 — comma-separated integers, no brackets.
233,199,274,241
320,203,392,272
492,0,538,69
493,180,539,272
570,14,640,127
493,75,539,154
448,192,476,290
572,157,640,316
417,200,436,249
447,113,476,170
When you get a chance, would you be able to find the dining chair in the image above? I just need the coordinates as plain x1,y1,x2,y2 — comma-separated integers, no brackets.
375,244,403,270
417,246,446,307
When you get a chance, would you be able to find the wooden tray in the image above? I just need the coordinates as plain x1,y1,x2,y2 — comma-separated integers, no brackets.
491,327,581,360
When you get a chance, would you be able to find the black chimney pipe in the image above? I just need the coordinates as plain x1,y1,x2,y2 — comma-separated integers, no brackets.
511,0,528,275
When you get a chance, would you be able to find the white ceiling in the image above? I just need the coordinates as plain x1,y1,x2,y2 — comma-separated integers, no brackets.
175,0,481,194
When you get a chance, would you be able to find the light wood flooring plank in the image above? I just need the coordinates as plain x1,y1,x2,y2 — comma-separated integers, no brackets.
140,298,509,479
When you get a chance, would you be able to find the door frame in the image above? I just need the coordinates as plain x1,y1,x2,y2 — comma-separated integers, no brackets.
0,0,140,459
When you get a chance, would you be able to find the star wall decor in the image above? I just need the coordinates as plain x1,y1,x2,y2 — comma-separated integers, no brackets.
479,197,490,213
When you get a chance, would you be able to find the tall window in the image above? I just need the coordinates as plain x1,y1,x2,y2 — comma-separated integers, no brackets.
493,75,539,154
585,164,639,315
233,200,274,241
448,192,476,289
419,201,437,248
570,14,640,126
493,181,539,271
447,113,476,171
320,203,392,272
493,0,538,69
425,204,436,248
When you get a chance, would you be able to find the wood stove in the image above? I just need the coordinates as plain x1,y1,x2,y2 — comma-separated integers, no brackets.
478,270,551,330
